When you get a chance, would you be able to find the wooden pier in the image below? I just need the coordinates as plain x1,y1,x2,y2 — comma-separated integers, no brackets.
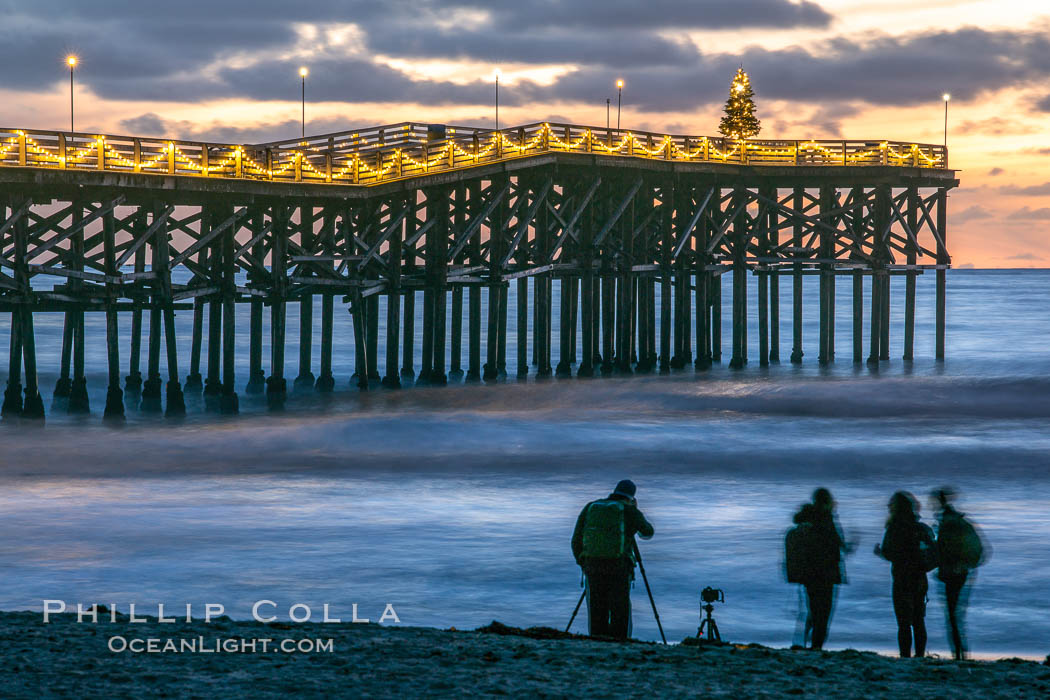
0,122,957,420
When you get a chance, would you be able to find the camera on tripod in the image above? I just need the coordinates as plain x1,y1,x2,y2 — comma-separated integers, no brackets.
701,587,724,605
698,586,725,641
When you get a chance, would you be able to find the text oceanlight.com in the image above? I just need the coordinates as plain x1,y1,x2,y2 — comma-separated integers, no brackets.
108,636,334,654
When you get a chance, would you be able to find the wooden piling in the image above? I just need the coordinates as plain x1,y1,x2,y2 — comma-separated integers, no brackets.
853,270,864,363
2,308,23,418
267,206,288,401
869,185,890,365
204,208,223,401
729,188,748,370
316,210,336,391
54,311,73,399
790,187,804,364
578,186,595,378
294,206,316,389
402,203,417,380
13,207,43,419
451,184,466,377
903,188,917,361
431,188,449,385
186,272,205,392
246,209,266,394
366,294,380,381
936,188,948,360
382,198,404,388
66,202,90,412
220,203,238,414
155,202,185,416
487,179,507,381
467,181,483,380
695,199,711,368
712,272,722,362
879,259,890,362
102,209,124,420
19,307,44,419
126,227,145,396
141,209,163,412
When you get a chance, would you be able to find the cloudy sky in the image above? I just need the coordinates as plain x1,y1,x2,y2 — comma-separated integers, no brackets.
1,0,1047,267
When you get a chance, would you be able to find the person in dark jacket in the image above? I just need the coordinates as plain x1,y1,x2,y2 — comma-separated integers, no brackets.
571,479,654,640
793,488,853,651
931,487,986,660
875,491,935,658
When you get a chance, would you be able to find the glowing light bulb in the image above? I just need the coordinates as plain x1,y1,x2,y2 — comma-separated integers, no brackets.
616,79,624,89
67,55,77,67
300,67,309,78
942,93,950,101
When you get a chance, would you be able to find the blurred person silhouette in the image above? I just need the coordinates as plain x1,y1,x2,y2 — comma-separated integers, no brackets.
785,488,855,651
874,491,937,658
571,479,654,640
931,487,987,660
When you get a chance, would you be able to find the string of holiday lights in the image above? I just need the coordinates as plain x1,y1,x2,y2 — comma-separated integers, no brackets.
0,123,947,186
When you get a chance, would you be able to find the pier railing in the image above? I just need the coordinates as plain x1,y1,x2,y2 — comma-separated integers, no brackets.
0,122,948,187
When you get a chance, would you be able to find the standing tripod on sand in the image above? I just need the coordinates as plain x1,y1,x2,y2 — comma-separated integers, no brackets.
566,541,666,644
698,587,725,642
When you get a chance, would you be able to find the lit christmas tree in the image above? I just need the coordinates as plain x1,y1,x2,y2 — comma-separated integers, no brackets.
718,68,761,140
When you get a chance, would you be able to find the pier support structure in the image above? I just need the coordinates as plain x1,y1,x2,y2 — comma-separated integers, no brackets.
0,135,956,420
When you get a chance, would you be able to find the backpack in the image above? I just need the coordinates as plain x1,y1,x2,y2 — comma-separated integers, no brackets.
917,523,939,572
785,522,815,584
938,513,984,570
581,499,626,560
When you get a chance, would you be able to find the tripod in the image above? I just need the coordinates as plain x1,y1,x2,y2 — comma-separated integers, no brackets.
698,602,721,641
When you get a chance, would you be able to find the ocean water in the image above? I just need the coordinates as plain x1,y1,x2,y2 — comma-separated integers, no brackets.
0,269,1048,658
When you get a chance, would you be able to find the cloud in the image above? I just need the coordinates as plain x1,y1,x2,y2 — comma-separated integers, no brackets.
1005,252,1045,261
483,0,833,31
775,103,860,138
118,113,168,137
1035,94,1050,112
999,182,1050,196
1007,206,1050,220
1,3,1049,121
957,117,1040,136
953,205,994,222
988,167,1004,176
118,113,366,144
955,263,975,269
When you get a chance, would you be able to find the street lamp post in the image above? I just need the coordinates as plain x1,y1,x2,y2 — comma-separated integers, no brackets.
606,98,610,130
616,79,623,131
67,55,77,134
300,67,309,138
942,93,950,149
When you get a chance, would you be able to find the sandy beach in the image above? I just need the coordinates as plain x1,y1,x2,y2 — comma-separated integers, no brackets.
5,612,1048,698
